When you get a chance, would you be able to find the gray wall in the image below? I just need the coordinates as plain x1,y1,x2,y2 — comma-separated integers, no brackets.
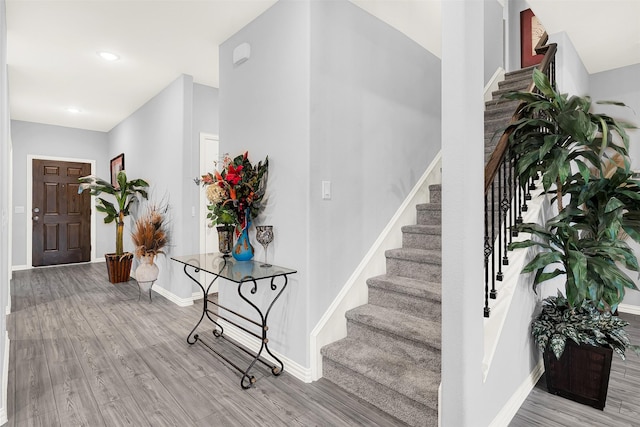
484,0,504,83
10,120,110,266
108,75,218,299
549,31,588,97
442,2,548,424
308,0,441,322
590,63,640,307
219,0,311,365
507,0,531,72
219,0,440,368
0,0,9,419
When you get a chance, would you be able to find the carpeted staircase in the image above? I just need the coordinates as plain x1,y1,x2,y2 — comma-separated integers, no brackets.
321,185,442,427
485,66,536,161
320,68,533,427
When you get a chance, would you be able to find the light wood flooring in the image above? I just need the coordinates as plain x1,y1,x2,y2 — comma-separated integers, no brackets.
7,263,408,427
510,311,640,426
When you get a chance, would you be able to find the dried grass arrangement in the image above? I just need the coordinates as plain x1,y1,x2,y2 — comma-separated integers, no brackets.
131,201,170,260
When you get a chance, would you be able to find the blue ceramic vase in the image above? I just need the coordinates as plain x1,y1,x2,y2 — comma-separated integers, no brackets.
232,213,254,261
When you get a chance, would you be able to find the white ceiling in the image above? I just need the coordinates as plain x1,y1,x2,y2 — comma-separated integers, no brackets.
5,1,639,132
527,0,640,75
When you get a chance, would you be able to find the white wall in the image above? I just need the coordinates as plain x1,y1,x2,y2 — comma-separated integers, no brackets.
308,0,440,328
484,0,504,83
442,1,546,424
548,31,589,97
219,0,311,366
590,63,640,307
441,1,485,424
219,0,440,368
10,121,110,266
506,0,531,72
0,0,9,421
108,75,218,300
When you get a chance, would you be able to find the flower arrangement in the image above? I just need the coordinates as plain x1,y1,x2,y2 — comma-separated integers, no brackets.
200,151,269,231
131,200,170,260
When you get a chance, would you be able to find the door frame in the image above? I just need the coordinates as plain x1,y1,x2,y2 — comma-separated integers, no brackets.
26,154,97,267
198,133,219,295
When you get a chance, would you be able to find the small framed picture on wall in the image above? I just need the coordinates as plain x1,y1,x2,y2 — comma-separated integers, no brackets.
520,8,546,68
110,153,125,189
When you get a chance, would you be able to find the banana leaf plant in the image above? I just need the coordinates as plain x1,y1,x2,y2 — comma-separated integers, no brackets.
78,171,149,256
506,69,640,359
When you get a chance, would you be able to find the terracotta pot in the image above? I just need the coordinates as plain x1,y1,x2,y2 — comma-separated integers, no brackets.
105,253,134,283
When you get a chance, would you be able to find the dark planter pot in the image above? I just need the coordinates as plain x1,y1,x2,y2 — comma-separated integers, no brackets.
105,253,134,284
543,340,613,410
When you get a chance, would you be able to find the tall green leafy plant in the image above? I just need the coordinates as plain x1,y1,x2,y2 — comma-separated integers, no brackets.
506,69,632,211
79,171,149,256
506,69,639,359
507,69,638,308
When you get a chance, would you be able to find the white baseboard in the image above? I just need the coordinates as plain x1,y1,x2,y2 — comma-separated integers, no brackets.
484,67,506,103
151,285,194,307
309,152,442,380
488,360,544,427
11,265,28,271
217,319,312,383
192,289,217,300
619,303,640,316
6,278,10,315
0,332,9,426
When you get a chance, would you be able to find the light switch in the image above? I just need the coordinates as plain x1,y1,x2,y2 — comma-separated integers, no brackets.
322,181,331,200
191,206,196,217
14,206,25,214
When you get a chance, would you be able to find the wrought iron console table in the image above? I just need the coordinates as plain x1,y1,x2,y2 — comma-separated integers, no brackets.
171,253,296,389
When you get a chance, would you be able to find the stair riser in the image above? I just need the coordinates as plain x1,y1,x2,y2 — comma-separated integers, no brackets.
322,359,437,427
429,189,441,204
485,120,510,135
498,79,531,92
417,209,441,226
484,109,516,122
403,232,441,250
347,319,441,365
368,287,441,323
386,257,441,282
485,99,520,110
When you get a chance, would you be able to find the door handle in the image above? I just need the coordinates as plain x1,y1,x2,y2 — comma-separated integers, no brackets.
33,216,39,222
33,207,40,213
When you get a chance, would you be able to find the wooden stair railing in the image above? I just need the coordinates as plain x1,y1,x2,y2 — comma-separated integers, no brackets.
483,38,557,318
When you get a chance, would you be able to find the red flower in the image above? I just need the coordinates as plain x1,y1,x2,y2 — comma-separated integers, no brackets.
226,164,243,185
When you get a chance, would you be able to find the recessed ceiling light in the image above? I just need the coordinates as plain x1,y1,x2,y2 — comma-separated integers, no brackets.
67,107,82,113
97,51,120,61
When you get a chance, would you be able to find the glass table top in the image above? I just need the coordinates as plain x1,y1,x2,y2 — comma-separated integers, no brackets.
171,253,297,283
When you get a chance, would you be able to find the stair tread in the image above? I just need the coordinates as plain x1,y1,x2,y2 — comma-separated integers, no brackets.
386,248,441,264
346,304,441,349
321,336,440,403
401,224,441,235
416,203,440,211
368,274,441,301
505,65,536,78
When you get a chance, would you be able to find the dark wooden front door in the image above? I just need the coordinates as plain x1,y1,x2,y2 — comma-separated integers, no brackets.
32,159,91,266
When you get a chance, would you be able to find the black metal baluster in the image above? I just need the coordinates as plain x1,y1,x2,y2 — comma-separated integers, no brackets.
484,191,491,318
490,177,497,299
502,156,510,266
496,163,503,282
